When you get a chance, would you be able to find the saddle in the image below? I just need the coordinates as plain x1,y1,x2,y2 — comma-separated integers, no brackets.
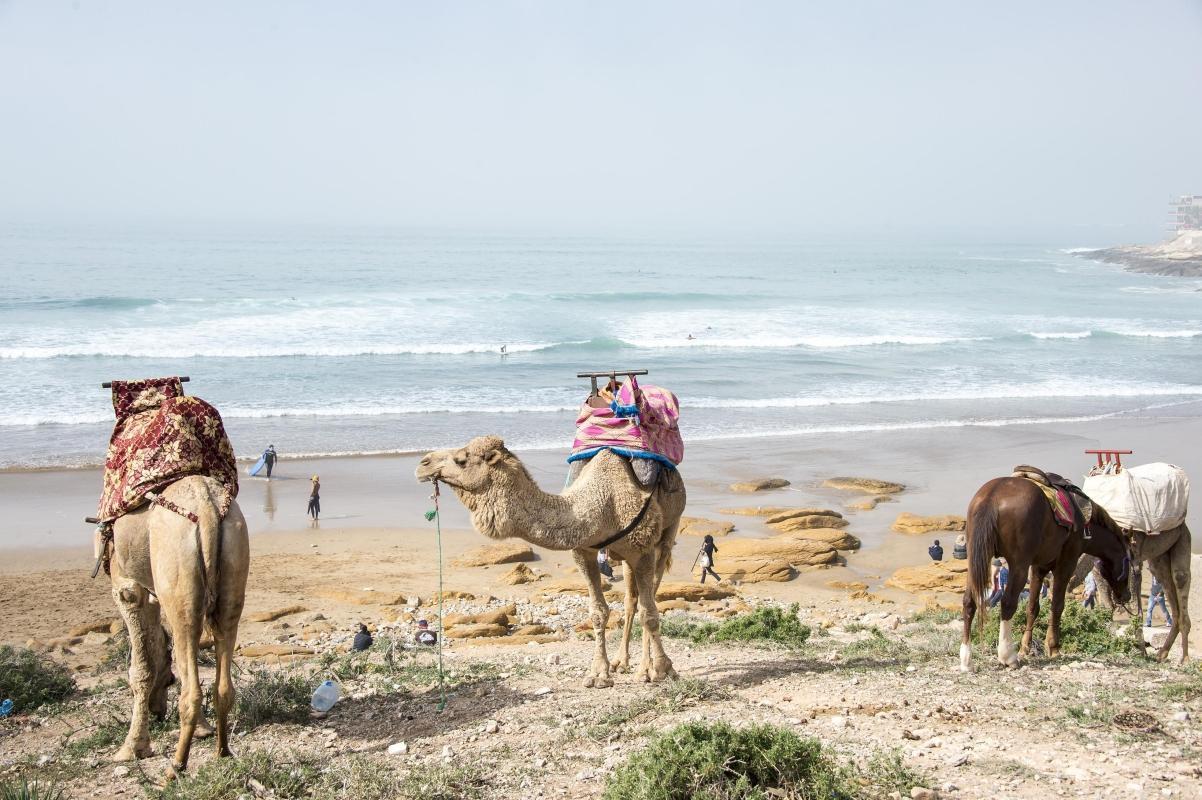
1012,465,1093,534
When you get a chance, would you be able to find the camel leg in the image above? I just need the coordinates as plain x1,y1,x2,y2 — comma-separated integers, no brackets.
959,587,977,672
1044,557,1075,658
155,583,205,774
111,579,158,761
632,553,676,683
1152,546,1191,664
573,550,614,689
610,578,638,673
1020,566,1046,657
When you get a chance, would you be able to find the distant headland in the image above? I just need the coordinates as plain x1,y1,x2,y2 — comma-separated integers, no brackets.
1075,195,1202,277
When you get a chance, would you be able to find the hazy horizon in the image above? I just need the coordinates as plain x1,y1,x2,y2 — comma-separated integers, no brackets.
2,1,1201,242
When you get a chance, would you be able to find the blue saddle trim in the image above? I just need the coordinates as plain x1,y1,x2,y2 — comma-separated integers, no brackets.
567,446,677,469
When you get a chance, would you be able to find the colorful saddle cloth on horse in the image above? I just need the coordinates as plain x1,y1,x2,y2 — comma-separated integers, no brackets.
97,377,238,524
570,376,683,467
1012,465,1092,532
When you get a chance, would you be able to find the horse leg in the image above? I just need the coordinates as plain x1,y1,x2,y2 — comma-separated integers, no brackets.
1020,566,1046,657
111,579,157,761
960,587,977,672
1045,556,1075,658
574,550,614,688
996,569,1026,668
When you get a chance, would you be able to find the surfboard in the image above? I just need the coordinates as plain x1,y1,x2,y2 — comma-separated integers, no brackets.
248,454,267,476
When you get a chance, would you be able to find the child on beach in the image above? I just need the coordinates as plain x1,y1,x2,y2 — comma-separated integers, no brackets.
307,475,321,520
698,534,721,583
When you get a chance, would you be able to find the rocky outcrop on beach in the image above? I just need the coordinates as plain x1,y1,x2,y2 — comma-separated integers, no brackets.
655,581,737,602
715,532,840,582
729,478,791,493
500,563,545,585
1076,231,1202,277
886,560,967,594
452,541,537,567
890,513,966,535
678,516,735,537
786,527,861,550
822,476,905,495
767,511,849,531
718,505,796,516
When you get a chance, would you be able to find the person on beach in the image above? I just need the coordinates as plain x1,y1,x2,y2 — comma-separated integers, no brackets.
952,534,967,560
307,475,321,520
597,548,614,579
415,619,438,646
352,623,373,652
988,558,1008,607
1145,577,1173,626
1083,568,1098,609
698,534,721,583
263,444,277,479
928,539,943,561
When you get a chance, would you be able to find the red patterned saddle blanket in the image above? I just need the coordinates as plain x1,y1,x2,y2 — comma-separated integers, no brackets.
96,377,238,524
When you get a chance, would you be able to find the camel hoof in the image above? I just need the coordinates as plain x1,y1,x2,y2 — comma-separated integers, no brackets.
583,676,614,689
610,659,630,673
113,742,153,762
194,719,215,740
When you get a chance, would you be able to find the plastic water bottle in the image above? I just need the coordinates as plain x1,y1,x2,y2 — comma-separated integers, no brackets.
0,699,13,718
311,680,340,712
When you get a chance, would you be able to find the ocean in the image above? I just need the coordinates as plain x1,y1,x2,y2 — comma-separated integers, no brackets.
2,224,1201,470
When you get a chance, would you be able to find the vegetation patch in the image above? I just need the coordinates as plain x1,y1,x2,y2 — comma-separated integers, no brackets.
659,605,811,648
0,779,65,800
98,630,130,674
0,646,76,713
585,678,730,742
1161,663,1202,701
397,763,487,800
909,606,960,626
602,721,927,800
840,629,913,664
234,668,312,729
163,750,323,800
973,603,1140,658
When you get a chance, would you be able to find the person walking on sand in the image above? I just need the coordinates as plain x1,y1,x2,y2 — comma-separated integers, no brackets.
597,548,614,580
1145,576,1173,627
928,539,944,561
263,444,277,479
307,475,321,520
1083,566,1098,609
698,534,721,584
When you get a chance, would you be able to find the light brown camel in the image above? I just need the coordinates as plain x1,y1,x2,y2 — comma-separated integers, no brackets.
104,475,249,774
416,436,686,686
1130,524,1193,663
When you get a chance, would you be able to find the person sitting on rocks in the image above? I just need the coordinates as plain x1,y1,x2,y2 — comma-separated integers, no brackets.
928,539,944,561
415,619,438,646
352,623,373,652
952,534,967,560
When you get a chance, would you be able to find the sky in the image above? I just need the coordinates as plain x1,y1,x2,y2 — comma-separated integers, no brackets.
1,1,1200,240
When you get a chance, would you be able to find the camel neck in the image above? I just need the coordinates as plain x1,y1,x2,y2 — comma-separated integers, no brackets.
457,465,599,551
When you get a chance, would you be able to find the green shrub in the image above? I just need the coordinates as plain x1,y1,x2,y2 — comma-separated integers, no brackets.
660,605,810,649
0,780,65,800
163,750,322,800
856,750,930,799
397,763,486,800
0,646,75,713
1162,663,1202,701
909,606,960,625
234,668,312,729
974,602,1139,657
585,678,729,741
840,629,913,663
602,721,851,800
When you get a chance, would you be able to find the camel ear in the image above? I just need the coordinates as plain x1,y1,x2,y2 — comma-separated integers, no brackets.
485,448,506,465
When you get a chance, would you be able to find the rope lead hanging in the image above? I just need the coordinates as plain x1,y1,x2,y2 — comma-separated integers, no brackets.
426,481,448,712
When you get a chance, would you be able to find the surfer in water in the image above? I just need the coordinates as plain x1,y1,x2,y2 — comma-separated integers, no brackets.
264,444,277,479
500,344,508,357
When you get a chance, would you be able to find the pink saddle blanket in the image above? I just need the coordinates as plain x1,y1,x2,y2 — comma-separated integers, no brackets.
571,376,684,465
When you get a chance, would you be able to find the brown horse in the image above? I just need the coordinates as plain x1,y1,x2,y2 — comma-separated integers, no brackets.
960,477,1132,671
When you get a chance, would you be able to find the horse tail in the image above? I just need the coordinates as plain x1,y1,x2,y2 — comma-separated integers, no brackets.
967,500,998,635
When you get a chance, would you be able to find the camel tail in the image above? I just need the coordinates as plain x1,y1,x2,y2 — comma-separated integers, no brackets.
967,501,997,635
194,478,226,625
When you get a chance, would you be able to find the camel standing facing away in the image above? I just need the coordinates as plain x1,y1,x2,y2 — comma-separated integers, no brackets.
105,475,249,773
1132,524,1193,663
416,436,686,687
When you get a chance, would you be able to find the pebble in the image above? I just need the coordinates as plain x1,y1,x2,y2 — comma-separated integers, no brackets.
1063,766,1088,781
485,720,500,734
442,745,455,759
533,757,547,768
828,715,848,730
534,686,553,696
1172,711,1190,722
112,766,130,778
910,789,939,800
387,741,409,756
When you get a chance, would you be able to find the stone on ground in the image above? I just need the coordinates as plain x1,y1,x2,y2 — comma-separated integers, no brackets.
729,478,791,493
453,541,536,567
655,581,737,601
717,506,796,516
891,513,966,534
678,516,736,537
769,514,850,532
886,560,968,593
316,588,405,605
500,563,544,585
245,605,308,623
822,476,905,494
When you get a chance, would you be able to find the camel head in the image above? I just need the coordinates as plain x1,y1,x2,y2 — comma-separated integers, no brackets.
415,435,518,494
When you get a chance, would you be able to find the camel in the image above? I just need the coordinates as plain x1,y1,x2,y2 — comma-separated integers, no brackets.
104,475,249,774
416,436,686,687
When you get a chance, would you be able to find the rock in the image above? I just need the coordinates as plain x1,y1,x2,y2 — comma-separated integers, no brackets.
316,588,405,605
456,633,562,646
891,513,966,535
484,720,500,734
512,624,555,636
433,590,478,601
534,686,553,696
112,766,130,778
387,741,409,755
722,558,796,583
245,605,308,623
453,541,536,567
239,644,315,657
1063,766,1088,782
721,532,840,567
445,623,508,639
657,599,692,613
778,527,860,550
822,476,905,494
729,478,791,493
655,582,737,601
763,508,843,524
717,506,796,517
827,580,868,591
678,516,736,537
538,577,611,596
69,619,119,637
846,498,880,511
769,515,851,533
910,789,939,800
442,745,454,760
444,605,516,627
886,561,968,594
828,715,848,730
501,563,544,585
1173,711,1191,722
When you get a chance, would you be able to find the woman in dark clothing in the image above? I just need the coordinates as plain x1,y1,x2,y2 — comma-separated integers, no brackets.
699,534,721,583
307,475,321,520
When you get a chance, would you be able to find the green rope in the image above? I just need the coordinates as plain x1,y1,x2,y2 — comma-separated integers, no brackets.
425,482,448,712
